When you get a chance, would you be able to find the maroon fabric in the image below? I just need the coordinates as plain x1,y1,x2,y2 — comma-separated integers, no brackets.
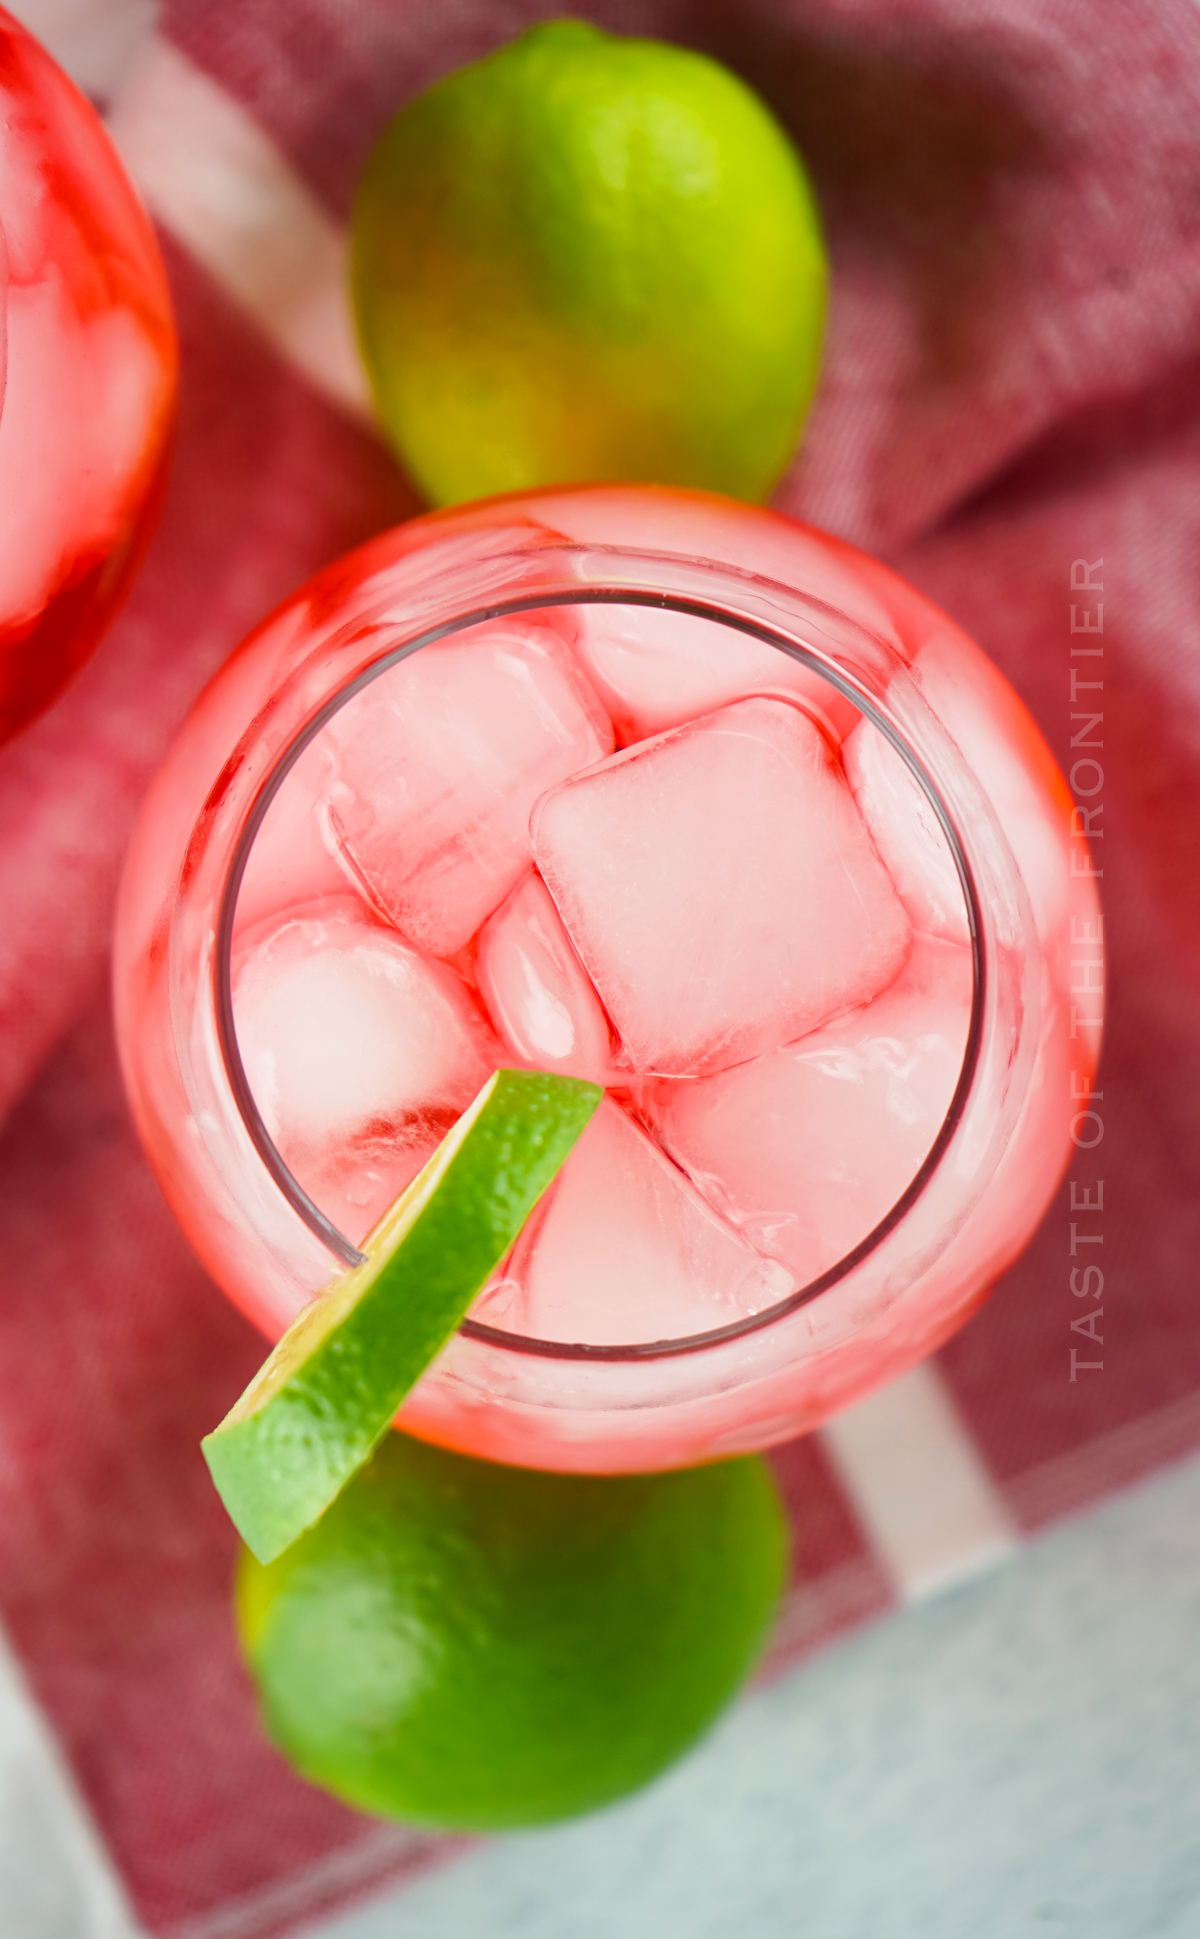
0,3,1198,1932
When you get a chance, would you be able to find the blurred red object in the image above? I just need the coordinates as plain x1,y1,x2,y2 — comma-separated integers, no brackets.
0,6,176,743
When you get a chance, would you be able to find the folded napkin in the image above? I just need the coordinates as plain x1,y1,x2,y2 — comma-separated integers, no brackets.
1,2,1198,1933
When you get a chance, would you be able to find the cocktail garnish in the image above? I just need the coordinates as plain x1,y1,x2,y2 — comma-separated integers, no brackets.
202,1069,602,1562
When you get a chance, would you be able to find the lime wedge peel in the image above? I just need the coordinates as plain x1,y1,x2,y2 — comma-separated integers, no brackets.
202,1069,602,1563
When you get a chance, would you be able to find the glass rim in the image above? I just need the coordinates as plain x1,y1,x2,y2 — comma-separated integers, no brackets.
212,585,987,1364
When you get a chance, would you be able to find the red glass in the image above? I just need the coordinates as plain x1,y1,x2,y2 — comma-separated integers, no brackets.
0,7,176,742
114,486,1103,1474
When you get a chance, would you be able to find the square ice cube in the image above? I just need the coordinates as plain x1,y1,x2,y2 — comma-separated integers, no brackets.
644,934,973,1285
915,628,1074,994
233,898,500,1244
530,696,912,1076
567,603,861,746
233,737,351,938
486,1098,792,1345
842,719,970,945
477,871,614,1082
323,617,612,958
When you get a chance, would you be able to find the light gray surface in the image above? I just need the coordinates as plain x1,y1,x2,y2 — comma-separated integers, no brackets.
311,1451,1200,1939
0,1631,143,1938
6,0,156,99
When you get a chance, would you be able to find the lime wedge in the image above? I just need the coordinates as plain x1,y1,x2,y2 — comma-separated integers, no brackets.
202,1069,601,1563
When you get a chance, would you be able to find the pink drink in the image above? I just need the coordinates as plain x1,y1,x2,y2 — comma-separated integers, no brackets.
0,8,176,742
114,486,1102,1473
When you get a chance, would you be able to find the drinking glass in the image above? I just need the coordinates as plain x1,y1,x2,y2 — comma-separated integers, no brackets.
114,485,1101,1472
0,6,176,741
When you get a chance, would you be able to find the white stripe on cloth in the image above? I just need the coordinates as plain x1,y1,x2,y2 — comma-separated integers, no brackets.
819,1360,1018,1603
0,1619,145,1937
105,32,373,421
5,0,157,103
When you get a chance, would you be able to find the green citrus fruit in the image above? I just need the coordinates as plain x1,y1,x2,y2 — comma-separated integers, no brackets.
351,19,826,506
236,1432,788,1830
203,1070,601,1563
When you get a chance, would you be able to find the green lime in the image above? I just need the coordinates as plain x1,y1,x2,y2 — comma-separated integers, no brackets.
203,1070,601,1563
237,1432,788,1829
351,19,826,506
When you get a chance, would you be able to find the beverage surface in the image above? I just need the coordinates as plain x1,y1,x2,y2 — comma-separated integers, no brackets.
231,607,973,1348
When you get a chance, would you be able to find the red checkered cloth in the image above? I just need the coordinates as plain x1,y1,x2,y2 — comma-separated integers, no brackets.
1,3,1198,1934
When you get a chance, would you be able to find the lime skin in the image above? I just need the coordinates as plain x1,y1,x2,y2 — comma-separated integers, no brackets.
351,19,827,507
236,1431,788,1831
203,1071,601,1565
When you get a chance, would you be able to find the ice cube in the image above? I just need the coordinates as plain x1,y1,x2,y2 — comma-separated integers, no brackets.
0,289,167,631
531,697,912,1077
567,603,861,746
914,627,1075,995
477,871,614,1082
644,934,973,1285
490,1098,793,1345
842,720,970,945
233,737,351,937
323,618,612,958
232,898,500,1244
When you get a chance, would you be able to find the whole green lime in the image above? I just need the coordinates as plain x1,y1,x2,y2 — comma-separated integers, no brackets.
351,19,826,507
236,1431,788,1830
